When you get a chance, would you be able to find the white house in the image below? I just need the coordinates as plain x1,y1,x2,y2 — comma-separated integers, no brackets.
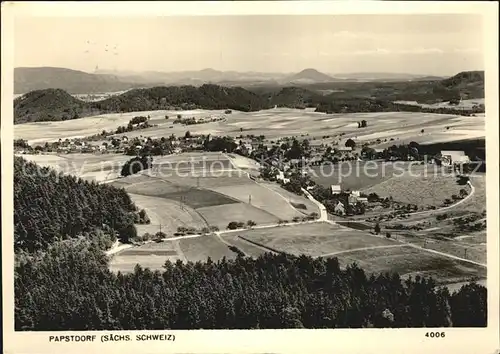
338,146,353,152
358,197,368,204
331,185,342,194
351,190,361,198
334,201,345,215
243,143,253,154
439,150,469,165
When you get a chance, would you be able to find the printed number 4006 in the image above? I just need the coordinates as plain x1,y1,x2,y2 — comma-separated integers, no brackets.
425,332,445,338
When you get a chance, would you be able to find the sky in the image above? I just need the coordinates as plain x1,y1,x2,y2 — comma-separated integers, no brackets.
14,14,485,76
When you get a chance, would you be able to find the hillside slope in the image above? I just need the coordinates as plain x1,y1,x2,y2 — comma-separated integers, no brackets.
14,67,146,94
14,89,97,124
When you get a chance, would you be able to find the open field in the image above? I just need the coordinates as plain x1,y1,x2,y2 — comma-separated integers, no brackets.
311,161,415,191
225,153,261,173
18,153,130,182
196,203,280,230
259,182,320,215
222,234,271,258
393,98,485,110
231,222,397,257
115,177,240,209
152,158,233,173
162,172,251,189
389,232,487,265
128,193,208,236
109,241,184,273
333,245,486,285
15,108,484,146
363,169,466,207
210,183,305,220
178,235,237,263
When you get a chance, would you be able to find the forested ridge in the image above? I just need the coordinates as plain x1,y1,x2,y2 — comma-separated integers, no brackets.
14,157,139,252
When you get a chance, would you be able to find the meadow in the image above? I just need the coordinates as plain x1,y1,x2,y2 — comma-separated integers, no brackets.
363,169,466,207
109,241,184,273
228,222,396,257
18,153,130,182
333,245,486,286
178,235,237,263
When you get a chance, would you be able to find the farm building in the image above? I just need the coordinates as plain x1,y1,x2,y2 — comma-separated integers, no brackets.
348,195,358,205
331,185,342,194
436,150,470,165
338,146,353,152
358,197,368,204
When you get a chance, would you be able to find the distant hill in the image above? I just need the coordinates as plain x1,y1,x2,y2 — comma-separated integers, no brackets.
96,68,288,86
282,69,335,84
330,72,445,82
93,84,270,112
14,67,149,94
440,71,484,89
425,70,485,102
14,89,96,124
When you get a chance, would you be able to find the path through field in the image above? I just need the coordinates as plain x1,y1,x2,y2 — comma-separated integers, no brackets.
318,244,406,257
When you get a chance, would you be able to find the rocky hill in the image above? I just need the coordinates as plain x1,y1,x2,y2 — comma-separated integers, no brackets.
282,68,335,84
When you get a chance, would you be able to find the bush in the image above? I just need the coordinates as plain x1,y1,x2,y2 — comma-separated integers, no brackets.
247,220,257,227
227,221,240,230
385,232,391,238
155,231,166,239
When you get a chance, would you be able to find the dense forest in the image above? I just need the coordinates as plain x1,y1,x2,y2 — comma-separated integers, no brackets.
14,71,485,124
93,84,269,113
15,239,487,330
14,157,140,252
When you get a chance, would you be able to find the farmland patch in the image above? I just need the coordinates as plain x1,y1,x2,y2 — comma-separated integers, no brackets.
196,203,279,230
239,222,395,257
178,235,236,263
333,245,486,285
